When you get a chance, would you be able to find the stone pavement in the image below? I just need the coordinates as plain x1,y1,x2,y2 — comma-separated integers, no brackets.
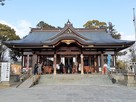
0,74,136,102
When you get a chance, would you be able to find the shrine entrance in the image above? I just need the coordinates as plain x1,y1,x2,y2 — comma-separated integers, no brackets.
65,56,73,74
65,57,73,68
59,55,79,74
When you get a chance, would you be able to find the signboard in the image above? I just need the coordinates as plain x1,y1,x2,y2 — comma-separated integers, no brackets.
1,62,10,82
107,54,111,70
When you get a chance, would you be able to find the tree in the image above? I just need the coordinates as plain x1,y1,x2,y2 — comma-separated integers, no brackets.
0,0,5,6
83,20,128,62
0,43,7,61
83,20,121,39
83,20,107,29
37,21,56,29
116,60,126,69
107,22,128,60
107,22,121,39
10,50,21,62
0,23,21,61
0,24,20,41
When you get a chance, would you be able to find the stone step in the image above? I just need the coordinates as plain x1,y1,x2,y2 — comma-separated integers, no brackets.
35,74,113,87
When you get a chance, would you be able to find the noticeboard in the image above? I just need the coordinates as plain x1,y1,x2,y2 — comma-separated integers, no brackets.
1,62,10,82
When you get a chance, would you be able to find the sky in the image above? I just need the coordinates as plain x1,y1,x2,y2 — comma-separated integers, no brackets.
0,0,136,40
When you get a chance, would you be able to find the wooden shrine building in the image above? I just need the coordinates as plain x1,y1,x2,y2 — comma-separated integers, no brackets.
4,21,135,74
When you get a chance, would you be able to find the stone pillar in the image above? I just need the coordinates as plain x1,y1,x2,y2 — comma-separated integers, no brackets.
81,54,84,74
124,73,136,87
54,54,57,75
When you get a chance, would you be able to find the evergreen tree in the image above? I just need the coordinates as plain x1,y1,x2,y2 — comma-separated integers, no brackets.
0,23,21,61
0,0,5,6
37,21,56,30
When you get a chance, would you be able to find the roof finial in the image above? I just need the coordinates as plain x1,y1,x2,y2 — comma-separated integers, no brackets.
67,19,70,24
65,19,73,27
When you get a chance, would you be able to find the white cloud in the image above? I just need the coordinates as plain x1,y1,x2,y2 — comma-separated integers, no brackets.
16,20,32,38
120,32,135,41
0,20,32,38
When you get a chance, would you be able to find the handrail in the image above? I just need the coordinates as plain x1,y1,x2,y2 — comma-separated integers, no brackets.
30,75,41,88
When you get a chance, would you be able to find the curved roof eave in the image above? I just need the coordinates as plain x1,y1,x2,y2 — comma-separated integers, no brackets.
42,34,94,45
94,40,135,45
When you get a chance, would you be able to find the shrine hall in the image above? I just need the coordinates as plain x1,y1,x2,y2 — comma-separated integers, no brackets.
4,21,135,74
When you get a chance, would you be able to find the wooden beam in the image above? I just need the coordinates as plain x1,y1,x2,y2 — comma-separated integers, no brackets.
83,51,101,55
57,52,81,55
36,52,54,55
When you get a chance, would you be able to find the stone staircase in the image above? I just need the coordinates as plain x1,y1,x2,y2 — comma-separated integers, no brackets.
17,76,34,88
35,74,113,87
17,75,40,88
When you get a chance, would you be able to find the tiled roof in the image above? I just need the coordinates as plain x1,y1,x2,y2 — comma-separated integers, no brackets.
5,30,134,46
4,21,135,48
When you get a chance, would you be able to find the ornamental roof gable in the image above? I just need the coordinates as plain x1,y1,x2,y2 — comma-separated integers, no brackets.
47,20,89,41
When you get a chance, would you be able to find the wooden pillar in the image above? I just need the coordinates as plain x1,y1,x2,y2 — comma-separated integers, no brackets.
96,55,99,72
75,56,78,72
94,55,96,72
94,55,98,73
37,56,40,63
115,52,117,68
98,56,100,67
81,54,84,74
26,54,29,71
54,54,57,74
101,53,104,71
89,56,91,66
21,52,23,71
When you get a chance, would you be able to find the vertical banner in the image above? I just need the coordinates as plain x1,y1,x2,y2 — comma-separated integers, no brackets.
1,62,10,82
107,54,111,70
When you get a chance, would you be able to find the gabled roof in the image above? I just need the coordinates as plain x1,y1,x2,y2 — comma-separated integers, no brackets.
3,21,135,50
42,21,92,45
48,21,88,41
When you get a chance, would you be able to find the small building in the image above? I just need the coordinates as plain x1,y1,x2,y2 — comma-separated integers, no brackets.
4,21,135,74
